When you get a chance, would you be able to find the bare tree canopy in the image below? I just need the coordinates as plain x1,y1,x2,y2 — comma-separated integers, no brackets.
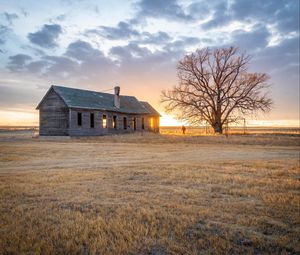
161,47,273,134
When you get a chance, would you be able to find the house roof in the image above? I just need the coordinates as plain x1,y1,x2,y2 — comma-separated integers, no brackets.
37,85,160,116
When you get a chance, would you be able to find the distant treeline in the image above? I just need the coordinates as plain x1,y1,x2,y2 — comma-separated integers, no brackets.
0,126,38,132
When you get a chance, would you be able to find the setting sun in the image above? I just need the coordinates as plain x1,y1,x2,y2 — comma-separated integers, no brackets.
160,114,184,126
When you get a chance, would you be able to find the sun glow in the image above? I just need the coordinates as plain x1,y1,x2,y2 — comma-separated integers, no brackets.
159,113,299,128
0,110,38,126
160,114,185,126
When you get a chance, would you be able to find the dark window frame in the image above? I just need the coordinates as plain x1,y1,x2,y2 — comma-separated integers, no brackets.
142,117,145,130
123,117,127,130
77,112,82,126
90,112,95,128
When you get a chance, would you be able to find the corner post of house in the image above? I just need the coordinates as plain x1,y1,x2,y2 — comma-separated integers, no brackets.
68,108,72,135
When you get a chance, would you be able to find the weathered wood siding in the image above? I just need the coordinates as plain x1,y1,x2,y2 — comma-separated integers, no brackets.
68,109,159,136
69,110,104,136
39,89,69,136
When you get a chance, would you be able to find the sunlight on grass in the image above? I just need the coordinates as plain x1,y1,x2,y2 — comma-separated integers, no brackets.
0,130,299,254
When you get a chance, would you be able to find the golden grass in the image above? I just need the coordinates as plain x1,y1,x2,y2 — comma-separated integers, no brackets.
0,130,299,254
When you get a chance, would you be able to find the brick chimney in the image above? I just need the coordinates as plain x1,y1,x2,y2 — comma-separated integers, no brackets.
114,86,120,108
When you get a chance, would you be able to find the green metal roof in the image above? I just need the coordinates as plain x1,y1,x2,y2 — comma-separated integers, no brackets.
139,101,160,116
37,85,160,116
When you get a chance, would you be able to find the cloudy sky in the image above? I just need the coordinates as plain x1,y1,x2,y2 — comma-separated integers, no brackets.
0,0,299,126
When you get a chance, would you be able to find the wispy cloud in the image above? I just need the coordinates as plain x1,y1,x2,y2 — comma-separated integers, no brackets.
135,0,193,21
1,12,19,25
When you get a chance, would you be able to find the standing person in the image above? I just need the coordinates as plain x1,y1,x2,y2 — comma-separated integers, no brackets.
181,125,186,135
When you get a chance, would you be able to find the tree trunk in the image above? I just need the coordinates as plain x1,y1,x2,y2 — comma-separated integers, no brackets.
212,121,223,134
212,108,223,134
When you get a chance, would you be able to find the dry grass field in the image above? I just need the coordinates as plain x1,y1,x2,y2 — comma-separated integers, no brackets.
0,128,299,254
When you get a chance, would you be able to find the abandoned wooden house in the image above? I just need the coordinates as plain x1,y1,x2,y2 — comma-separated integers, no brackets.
36,85,160,136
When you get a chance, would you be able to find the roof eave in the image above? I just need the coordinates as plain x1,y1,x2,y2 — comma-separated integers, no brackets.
69,106,155,115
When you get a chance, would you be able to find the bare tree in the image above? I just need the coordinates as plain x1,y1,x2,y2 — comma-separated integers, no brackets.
161,47,273,134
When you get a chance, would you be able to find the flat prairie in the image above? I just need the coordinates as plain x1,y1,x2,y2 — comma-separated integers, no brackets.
0,128,299,254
